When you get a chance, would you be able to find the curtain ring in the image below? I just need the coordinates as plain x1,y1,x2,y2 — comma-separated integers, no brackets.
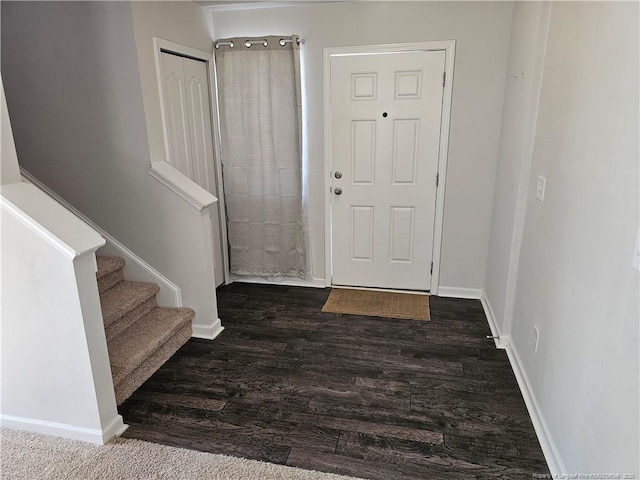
244,40,268,48
279,38,286,46
215,40,234,49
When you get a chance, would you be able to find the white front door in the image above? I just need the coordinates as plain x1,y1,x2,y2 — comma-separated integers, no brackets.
160,52,225,286
329,50,445,291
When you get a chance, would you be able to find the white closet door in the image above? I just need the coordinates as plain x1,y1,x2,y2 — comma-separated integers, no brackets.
160,52,193,179
182,57,224,286
161,52,225,287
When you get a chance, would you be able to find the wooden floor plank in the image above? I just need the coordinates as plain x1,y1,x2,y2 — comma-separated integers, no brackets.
120,283,549,479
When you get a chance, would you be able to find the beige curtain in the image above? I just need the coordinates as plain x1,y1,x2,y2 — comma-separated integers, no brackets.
215,36,309,279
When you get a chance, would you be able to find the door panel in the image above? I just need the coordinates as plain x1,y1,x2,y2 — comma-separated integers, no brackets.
160,53,192,179
392,119,419,184
330,50,445,290
351,206,374,260
352,120,376,184
183,58,216,194
390,207,414,262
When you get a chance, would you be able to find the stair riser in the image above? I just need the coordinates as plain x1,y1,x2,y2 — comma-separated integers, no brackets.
98,268,125,294
106,297,157,343
115,323,192,405
102,283,160,327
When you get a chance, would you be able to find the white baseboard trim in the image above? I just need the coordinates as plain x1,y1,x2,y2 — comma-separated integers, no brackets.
480,292,510,349
437,286,482,299
192,318,225,340
478,291,564,474
504,342,566,476
21,168,182,308
1,414,127,445
232,275,326,289
101,415,128,441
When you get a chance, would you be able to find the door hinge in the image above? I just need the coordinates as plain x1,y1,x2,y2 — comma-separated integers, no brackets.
442,71,446,87
430,262,434,274
436,173,439,187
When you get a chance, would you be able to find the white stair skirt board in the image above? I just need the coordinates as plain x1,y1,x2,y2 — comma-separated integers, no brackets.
436,287,482,299
0,414,127,445
21,168,182,309
192,318,225,340
232,275,326,289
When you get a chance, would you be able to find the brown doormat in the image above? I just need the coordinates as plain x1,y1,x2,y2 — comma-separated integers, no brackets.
322,288,430,321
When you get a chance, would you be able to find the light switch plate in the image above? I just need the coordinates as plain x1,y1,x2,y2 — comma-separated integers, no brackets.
632,229,640,273
536,176,546,202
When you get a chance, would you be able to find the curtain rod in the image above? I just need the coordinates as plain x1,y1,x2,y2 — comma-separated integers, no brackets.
215,37,303,49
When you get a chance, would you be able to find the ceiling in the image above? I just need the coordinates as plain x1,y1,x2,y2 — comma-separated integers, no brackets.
196,1,348,11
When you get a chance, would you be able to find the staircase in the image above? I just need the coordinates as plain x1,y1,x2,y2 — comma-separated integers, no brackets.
96,255,194,405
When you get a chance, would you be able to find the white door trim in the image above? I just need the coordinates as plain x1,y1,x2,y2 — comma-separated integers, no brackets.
323,41,455,294
152,37,231,285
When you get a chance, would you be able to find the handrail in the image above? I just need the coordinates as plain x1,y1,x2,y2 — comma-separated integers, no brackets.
148,161,218,210
1,182,105,258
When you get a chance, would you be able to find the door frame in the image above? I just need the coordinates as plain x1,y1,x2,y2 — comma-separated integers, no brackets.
323,41,455,294
152,37,231,285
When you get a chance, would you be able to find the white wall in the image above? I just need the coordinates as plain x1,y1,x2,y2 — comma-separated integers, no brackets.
484,2,550,332
486,1,639,474
1,1,220,335
210,1,514,290
0,77,21,185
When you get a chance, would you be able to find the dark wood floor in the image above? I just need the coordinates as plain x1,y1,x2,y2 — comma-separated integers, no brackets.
120,283,549,479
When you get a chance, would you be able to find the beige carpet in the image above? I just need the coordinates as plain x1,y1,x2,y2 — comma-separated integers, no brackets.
322,288,430,321
0,429,364,480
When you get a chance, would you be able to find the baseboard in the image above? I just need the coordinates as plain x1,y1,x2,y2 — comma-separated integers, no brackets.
436,286,482,299
21,168,182,308
101,415,128,441
0,413,127,445
232,275,326,289
480,292,510,349
479,291,563,474
504,342,566,476
192,318,225,340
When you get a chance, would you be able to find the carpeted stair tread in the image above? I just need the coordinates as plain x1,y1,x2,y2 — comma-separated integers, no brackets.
101,281,160,327
109,307,195,387
114,323,193,405
96,255,125,280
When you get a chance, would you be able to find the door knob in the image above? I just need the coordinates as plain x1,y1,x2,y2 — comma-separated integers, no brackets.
334,171,342,179
334,187,343,195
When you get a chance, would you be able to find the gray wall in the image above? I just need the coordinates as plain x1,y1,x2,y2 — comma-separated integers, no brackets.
486,1,639,473
1,78,21,185
1,1,218,329
211,1,514,290
484,2,550,332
